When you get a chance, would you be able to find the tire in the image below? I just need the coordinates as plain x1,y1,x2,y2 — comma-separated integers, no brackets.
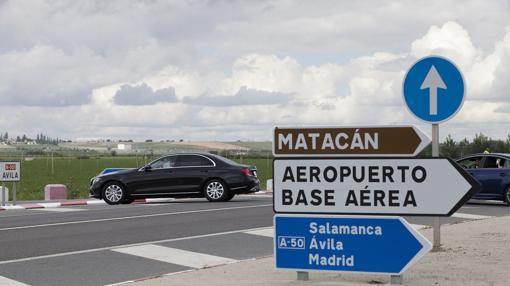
121,197,135,204
204,179,230,202
504,186,510,206
102,182,126,205
224,193,235,202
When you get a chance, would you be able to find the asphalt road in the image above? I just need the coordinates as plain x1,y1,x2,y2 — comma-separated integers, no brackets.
0,196,508,286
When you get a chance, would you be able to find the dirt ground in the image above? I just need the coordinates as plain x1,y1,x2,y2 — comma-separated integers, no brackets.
131,215,510,286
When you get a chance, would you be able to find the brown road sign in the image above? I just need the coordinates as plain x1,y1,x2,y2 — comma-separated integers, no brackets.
273,126,430,157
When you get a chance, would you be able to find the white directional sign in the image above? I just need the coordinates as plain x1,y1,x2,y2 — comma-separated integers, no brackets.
273,158,480,216
0,161,20,182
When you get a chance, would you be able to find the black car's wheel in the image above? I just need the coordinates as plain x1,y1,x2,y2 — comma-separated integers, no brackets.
224,193,235,202
121,197,135,204
504,186,510,206
204,179,230,202
102,182,126,205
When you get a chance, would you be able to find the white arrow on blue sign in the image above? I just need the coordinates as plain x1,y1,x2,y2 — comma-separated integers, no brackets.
274,214,431,275
403,56,465,123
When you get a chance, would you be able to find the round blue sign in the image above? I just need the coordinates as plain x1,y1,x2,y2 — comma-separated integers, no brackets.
403,56,465,123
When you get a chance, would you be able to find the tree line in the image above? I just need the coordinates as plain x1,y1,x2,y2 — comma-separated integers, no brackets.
0,132,63,145
420,133,510,158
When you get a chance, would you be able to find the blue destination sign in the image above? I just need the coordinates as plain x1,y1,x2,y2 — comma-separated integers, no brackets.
274,215,431,274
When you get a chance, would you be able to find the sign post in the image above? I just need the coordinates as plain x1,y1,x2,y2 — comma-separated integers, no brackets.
272,126,440,283
1,182,4,207
403,56,466,250
431,124,440,249
0,161,21,206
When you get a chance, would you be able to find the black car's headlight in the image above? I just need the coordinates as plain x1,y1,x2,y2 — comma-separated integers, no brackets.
91,177,101,185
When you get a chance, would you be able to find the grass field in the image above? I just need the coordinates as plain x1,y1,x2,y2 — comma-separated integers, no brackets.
2,155,272,201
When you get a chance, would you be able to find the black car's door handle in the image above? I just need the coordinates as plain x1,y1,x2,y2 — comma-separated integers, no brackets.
201,170,208,173
500,173,506,177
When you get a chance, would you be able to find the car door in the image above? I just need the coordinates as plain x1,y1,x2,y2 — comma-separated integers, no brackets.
475,156,505,198
128,156,179,195
457,156,485,197
173,155,215,193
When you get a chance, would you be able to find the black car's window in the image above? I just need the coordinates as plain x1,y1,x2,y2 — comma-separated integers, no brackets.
458,156,483,169
483,156,500,168
149,156,177,169
504,160,510,168
176,155,214,167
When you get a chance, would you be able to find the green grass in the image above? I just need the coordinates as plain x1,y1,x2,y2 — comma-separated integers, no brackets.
3,155,272,201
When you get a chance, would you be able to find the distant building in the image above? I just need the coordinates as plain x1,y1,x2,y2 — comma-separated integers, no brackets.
117,143,133,151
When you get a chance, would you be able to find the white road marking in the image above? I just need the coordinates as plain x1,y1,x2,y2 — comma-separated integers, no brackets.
451,213,493,220
410,224,428,230
0,276,30,286
244,227,274,238
1,206,25,210
34,208,85,212
0,226,270,265
86,200,106,205
145,198,175,203
143,203,170,206
0,204,272,232
113,244,237,269
38,203,62,208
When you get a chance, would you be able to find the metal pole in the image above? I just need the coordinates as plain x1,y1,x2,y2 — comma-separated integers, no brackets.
51,152,54,175
297,271,309,281
1,182,5,207
432,123,441,251
12,182,16,206
390,275,404,285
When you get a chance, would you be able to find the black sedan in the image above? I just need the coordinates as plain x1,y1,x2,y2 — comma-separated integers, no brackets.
90,153,260,205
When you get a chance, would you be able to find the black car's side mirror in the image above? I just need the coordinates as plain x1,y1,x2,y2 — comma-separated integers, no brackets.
143,166,152,172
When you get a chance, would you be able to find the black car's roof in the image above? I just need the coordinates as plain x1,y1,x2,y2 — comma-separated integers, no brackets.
156,152,242,166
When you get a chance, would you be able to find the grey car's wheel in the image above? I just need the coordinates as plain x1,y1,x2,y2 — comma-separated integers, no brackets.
504,186,510,206
204,180,229,202
102,182,126,205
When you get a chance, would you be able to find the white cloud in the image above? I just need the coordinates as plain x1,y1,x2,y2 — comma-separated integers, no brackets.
1,1,510,141
114,83,177,105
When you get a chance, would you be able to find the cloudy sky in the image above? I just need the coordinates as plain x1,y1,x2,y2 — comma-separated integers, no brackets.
1,0,510,141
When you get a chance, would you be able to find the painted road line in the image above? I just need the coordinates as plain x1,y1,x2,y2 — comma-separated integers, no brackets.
0,206,25,210
0,226,271,265
244,227,274,238
0,204,272,232
451,213,493,220
86,200,107,205
0,276,30,286
34,208,86,212
113,244,237,268
411,224,428,230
